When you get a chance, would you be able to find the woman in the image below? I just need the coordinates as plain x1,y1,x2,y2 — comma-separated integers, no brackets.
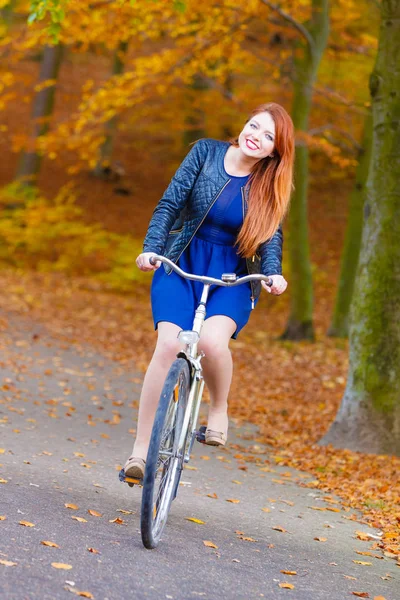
124,102,295,479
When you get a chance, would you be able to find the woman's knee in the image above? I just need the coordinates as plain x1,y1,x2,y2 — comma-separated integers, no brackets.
154,337,181,363
199,336,230,362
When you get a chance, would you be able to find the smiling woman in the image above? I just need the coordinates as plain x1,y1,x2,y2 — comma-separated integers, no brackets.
123,102,295,480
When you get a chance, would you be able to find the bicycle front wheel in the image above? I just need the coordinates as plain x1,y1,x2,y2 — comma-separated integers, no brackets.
141,358,190,549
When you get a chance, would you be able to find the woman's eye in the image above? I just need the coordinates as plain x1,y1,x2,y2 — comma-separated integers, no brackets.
250,123,256,128
266,134,273,141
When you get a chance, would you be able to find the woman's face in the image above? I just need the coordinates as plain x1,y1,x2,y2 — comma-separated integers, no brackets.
238,111,276,160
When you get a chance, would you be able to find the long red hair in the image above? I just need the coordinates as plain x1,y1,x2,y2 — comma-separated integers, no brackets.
233,103,294,257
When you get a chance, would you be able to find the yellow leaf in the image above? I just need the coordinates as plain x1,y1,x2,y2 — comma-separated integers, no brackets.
226,499,240,504
232,480,242,485
273,526,288,533
0,449,5,454
116,509,134,514
0,559,17,567
280,570,297,576
51,562,72,570
314,537,327,542
185,517,205,524
373,597,387,600
200,456,210,460
71,516,87,523
65,503,79,510
185,465,197,470
109,517,124,524
19,520,35,527
262,508,271,513
0,516,6,521
352,593,369,598
207,493,218,499
203,540,218,549
279,583,295,589
41,541,59,548
0,478,8,484
353,560,372,566
239,536,257,542
88,509,102,517
310,506,326,511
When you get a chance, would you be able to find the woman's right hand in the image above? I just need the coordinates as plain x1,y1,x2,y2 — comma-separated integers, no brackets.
136,252,161,272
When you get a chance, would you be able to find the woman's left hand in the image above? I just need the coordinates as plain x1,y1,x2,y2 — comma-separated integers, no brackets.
261,275,287,295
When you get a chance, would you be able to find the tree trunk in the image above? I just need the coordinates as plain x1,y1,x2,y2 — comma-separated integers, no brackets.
93,40,129,177
182,74,209,147
281,0,329,341
320,0,400,455
16,43,63,186
328,112,373,338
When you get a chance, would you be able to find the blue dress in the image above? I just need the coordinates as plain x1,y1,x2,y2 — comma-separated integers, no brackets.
151,173,256,339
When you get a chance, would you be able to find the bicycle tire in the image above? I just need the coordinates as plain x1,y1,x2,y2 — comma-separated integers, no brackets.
141,358,190,549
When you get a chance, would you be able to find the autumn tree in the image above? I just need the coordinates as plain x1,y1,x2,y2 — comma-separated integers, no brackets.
321,0,400,455
328,112,373,338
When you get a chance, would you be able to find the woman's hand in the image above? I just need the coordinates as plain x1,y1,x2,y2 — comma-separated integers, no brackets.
136,252,161,272
261,275,287,295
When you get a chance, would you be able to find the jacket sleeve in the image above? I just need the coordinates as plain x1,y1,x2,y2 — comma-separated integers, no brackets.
259,224,283,276
143,140,207,254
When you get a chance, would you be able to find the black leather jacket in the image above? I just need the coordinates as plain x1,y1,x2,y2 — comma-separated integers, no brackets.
143,138,283,301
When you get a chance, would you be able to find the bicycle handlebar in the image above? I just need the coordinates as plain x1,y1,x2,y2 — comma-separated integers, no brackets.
149,254,273,288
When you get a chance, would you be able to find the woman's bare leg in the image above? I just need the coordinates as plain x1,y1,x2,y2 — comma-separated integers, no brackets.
128,322,182,461
199,316,237,436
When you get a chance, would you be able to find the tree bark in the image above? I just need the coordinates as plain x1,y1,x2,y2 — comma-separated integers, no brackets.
320,0,400,455
93,40,129,177
328,112,373,338
281,0,329,341
16,43,64,186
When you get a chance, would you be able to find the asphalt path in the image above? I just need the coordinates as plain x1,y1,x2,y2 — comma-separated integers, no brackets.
0,312,398,600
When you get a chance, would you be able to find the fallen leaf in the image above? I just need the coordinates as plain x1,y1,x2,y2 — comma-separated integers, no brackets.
185,465,197,471
0,449,5,454
344,576,358,580
314,537,327,542
87,547,100,554
65,503,79,510
207,493,218,499
185,517,205,524
232,480,242,485
373,597,387,600
238,536,257,542
0,559,17,567
226,499,240,504
116,509,134,515
280,570,297,576
0,478,8,484
272,526,288,533
279,583,295,589
352,593,369,598
41,541,59,548
203,541,218,549
19,520,35,527
51,562,72,570
200,456,210,460
71,516,87,523
0,516,6,521
353,560,372,566
87,510,102,517
109,517,124,524
261,508,271,513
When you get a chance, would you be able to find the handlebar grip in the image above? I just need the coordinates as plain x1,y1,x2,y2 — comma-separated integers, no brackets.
149,256,158,266
267,277,273,287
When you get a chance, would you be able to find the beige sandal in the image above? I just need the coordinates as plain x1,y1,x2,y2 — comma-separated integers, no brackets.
124,456,145,482
205,429,227,447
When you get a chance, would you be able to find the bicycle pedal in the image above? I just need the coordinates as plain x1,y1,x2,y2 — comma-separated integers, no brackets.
196,425,207,444
119,468,142,486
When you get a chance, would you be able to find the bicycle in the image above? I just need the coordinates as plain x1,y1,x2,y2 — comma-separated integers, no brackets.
119,254,272,549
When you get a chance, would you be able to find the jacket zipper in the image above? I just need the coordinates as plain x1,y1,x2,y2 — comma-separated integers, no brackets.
170,179,232,270
241,187,256,309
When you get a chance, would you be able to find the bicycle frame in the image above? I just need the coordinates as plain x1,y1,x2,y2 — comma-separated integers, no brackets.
149,254,273,464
